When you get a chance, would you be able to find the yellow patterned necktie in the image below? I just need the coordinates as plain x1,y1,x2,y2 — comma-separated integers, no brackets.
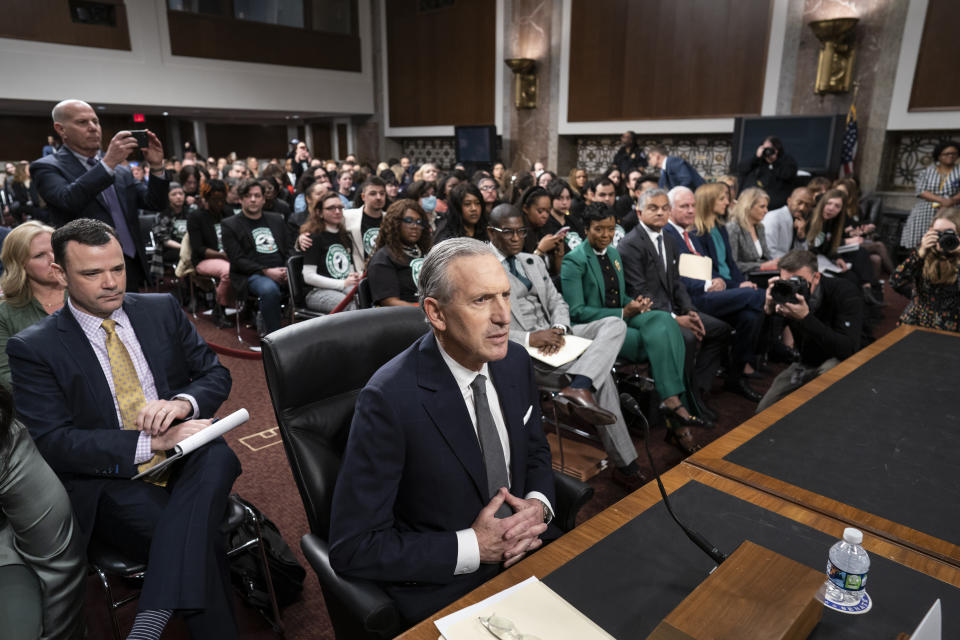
101,319,167,485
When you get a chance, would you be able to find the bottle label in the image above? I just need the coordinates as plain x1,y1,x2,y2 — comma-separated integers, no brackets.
827,560,868,591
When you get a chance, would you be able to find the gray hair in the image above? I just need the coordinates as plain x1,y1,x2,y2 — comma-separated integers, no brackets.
418,238,497,311
637,188,669,211
51,99,91,123
667,186,694,208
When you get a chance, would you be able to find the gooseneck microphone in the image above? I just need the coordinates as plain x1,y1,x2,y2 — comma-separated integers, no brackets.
620,393,727,566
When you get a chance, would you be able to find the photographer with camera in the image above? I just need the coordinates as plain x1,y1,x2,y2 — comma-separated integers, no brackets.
889,208,960,333
755,249,864,412
738,136,798,210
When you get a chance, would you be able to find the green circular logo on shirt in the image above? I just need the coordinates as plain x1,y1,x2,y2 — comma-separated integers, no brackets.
566,231,582,249
410,257,425,292
613,225,625,247
325,243,351,278
363,227,380,256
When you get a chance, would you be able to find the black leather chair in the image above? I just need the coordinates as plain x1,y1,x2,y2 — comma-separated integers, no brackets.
285,254,323,322
355,277,373,309
261,307,594,639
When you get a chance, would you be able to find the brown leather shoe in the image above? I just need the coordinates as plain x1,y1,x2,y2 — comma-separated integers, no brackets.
558,387,617,425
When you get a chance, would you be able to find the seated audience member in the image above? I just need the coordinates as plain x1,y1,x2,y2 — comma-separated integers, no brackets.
301,191,361,313
8,218,240,640
764,187,815,259
222,179,290,335
330,238,554,624
405,180,438,230
151,181,191,280
833,177,894,280
537,170,557,190
260,177,292,219
900,141,960,249
435,173,461,216
434,182,489,244
188,180,233,325
344,177,388,271
487,204,645,489
246,156,260,179
602,167,624,196
336,169,355,208
290,179,332,243
737,136,798,210
0,383,85,640
227,160,248,180
476,174,501,217
613,130,647,177
889,207,960,332
661,186,764,400
544,180,585,251
693,183,757,289
224,177,242,216
520,186,567,278
618,189,736,411
413,162,439,184
7,161,43,225
562,203,706,455
0,222,64,389
646,144,705,192
567,167,588,205
178,164,206,208
379,169,400,205
620,174,660,233
491,161,505,189
806,175,831,202
755,249,863,412
367,199,432,307
725,187,778,274
289,141,311,181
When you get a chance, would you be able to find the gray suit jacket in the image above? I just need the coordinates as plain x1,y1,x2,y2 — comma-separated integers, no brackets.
505,252,570,343
725,219,771,273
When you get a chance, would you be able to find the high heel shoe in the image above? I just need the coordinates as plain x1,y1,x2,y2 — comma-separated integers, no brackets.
665,426,701,456
659,402,713,429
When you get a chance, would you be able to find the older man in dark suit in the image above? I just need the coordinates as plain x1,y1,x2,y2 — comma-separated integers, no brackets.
329,238,554,624
31,99,168,291
8,219,239,640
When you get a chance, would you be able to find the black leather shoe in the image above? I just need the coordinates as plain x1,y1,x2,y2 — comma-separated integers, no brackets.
725,377,762,403
659,403,714,429
768,342,799,364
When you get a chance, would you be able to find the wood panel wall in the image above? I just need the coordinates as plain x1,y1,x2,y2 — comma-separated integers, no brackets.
386,0,496,127
205,124,289,159
0,0,130,50
567,0,771,122
909,0,960,111
0,114,164,164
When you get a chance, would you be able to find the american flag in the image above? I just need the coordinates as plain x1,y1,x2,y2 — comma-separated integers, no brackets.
840,102,858,177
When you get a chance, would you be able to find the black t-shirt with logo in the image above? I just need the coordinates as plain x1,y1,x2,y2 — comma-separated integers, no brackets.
304,231,354,278
243,215,284,269
367,247,423,305
360,212,382,258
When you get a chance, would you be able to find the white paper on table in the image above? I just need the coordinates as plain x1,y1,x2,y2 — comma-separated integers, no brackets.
435,575,614,640
911,599,941,640
678,253,713,282
132,408,249,480
525,334,592,367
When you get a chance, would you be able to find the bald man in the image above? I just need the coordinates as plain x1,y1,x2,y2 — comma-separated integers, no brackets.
764,187,815,260
30,99,168,291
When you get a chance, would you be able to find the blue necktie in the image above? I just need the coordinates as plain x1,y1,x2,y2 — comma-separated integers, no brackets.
506,255,533,290
85,157,137,257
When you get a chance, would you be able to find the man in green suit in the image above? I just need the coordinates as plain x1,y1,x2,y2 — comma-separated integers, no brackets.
560,203,708,455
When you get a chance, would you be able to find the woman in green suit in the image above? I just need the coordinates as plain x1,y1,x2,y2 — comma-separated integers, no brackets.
561,203,706,453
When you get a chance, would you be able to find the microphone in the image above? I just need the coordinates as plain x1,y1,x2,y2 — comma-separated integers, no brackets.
620,392,727,566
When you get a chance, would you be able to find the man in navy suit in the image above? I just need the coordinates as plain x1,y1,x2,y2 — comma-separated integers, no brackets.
7,219,240,639
31,99,169,291
329,238,555,624
647,144,705,192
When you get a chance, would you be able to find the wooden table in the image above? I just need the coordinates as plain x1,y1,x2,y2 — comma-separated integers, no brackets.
687,325,960,567
396,462,960,640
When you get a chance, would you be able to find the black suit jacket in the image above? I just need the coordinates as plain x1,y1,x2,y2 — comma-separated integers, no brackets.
618,224,694,314
221,211,291,295
6,293,231,542
328,332,554,623
30,147,168,273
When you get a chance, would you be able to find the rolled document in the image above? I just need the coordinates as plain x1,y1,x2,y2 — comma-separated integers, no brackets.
132,408,249,480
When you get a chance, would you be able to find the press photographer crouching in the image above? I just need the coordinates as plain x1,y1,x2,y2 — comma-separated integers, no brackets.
755,250,864,412
889,207,960,333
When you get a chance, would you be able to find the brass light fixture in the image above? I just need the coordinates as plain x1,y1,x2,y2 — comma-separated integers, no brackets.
505,58,537,109
809,18,859,94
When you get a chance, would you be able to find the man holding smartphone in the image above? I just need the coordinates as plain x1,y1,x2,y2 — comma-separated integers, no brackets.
31,99,168,291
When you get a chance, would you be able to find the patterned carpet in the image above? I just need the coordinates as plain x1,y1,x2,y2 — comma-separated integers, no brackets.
83,286,908,639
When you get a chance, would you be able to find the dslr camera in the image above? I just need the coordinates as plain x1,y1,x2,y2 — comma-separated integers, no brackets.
762,146,777,160
771,276,810,305
937,229,960,253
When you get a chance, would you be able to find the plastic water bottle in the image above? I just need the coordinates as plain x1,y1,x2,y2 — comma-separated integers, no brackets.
825,527,870,605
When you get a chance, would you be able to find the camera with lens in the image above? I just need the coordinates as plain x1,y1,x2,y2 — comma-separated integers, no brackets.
937,229,960,253
771,276,810,305
762,146,777,160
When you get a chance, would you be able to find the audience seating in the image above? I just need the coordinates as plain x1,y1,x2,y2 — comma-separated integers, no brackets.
285,254,322,322
261,306,594,639
355,277,373,309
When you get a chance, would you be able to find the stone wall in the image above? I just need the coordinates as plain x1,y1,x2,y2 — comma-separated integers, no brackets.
575,135,733,181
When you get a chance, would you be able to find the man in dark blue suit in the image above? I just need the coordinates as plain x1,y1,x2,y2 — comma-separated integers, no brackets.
329,238,555,624
7,219,240,639
647,144,705,192
31,99,169,291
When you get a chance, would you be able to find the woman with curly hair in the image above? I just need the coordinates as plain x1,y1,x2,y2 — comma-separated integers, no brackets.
433,182,488,244
367,199,432,307
301,191,361,313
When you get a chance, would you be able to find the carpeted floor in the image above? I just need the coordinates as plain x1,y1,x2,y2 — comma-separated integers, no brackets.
83,286,908,639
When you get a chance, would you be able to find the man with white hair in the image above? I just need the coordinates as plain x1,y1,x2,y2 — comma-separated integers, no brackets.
31,99,168,291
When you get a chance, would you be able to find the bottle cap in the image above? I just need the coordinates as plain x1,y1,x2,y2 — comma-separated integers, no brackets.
843,527,863,545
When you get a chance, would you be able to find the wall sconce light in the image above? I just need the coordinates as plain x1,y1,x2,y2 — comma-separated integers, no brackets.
809,18,859,94
505,58,537,109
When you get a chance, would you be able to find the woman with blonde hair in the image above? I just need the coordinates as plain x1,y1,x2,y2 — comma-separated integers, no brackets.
0,221,63,388
692,183,759,288
725,187,778,274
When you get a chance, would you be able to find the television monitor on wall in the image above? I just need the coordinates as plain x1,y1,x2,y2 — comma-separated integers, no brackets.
455,125,498,164
731,115,845,176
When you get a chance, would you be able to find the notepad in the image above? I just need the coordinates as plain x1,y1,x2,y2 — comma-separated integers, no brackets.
678,253,713,282
132,408,250,480
526,335,592,367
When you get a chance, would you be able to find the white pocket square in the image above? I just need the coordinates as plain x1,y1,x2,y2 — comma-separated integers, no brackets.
522,405,533,425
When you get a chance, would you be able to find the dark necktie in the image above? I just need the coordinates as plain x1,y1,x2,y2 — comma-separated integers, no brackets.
506,255,532,290
85,156,138,257
656,234,665,268
470,374,511,518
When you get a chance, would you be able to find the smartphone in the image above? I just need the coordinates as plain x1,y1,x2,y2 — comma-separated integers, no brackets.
557,226,570,237
130,130,149,148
